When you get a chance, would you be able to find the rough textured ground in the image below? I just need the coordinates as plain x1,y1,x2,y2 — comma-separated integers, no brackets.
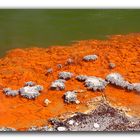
0,33,140,131
52,102,140,131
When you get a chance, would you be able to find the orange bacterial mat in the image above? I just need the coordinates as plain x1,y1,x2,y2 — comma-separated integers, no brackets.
0,33,140,130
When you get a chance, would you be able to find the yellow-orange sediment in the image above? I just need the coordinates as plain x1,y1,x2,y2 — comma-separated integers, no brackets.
0,33,140,130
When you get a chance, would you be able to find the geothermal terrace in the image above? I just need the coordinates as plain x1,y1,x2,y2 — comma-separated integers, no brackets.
0,33,140,131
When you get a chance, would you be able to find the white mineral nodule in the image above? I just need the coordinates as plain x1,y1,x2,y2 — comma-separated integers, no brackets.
44,99,51,106
3,88,19,96
106,72,135,90
93,123,100,129
50,79,65,90
68,120,75,125
64,91,78,103
105,72,126,88
83,54,98,61
58,71,73,80
57,126,67,131
85,76,107,91
106,72,124,83
3,82,43,98
19,85,43,99
75,100,80,104
125,83,134,91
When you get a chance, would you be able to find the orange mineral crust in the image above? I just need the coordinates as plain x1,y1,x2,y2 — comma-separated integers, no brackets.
0,33,140,130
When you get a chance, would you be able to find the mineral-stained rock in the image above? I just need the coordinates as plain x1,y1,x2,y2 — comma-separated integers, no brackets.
44,98,51,106
106,73,135,91
3,88,19,96
50,79,66,90
85,76,107,91
83,54,98,61
19,86,41,99
58,72,73,80
64,91,78,104
125,83,134,91
106,73,128,88
106,73,124,85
